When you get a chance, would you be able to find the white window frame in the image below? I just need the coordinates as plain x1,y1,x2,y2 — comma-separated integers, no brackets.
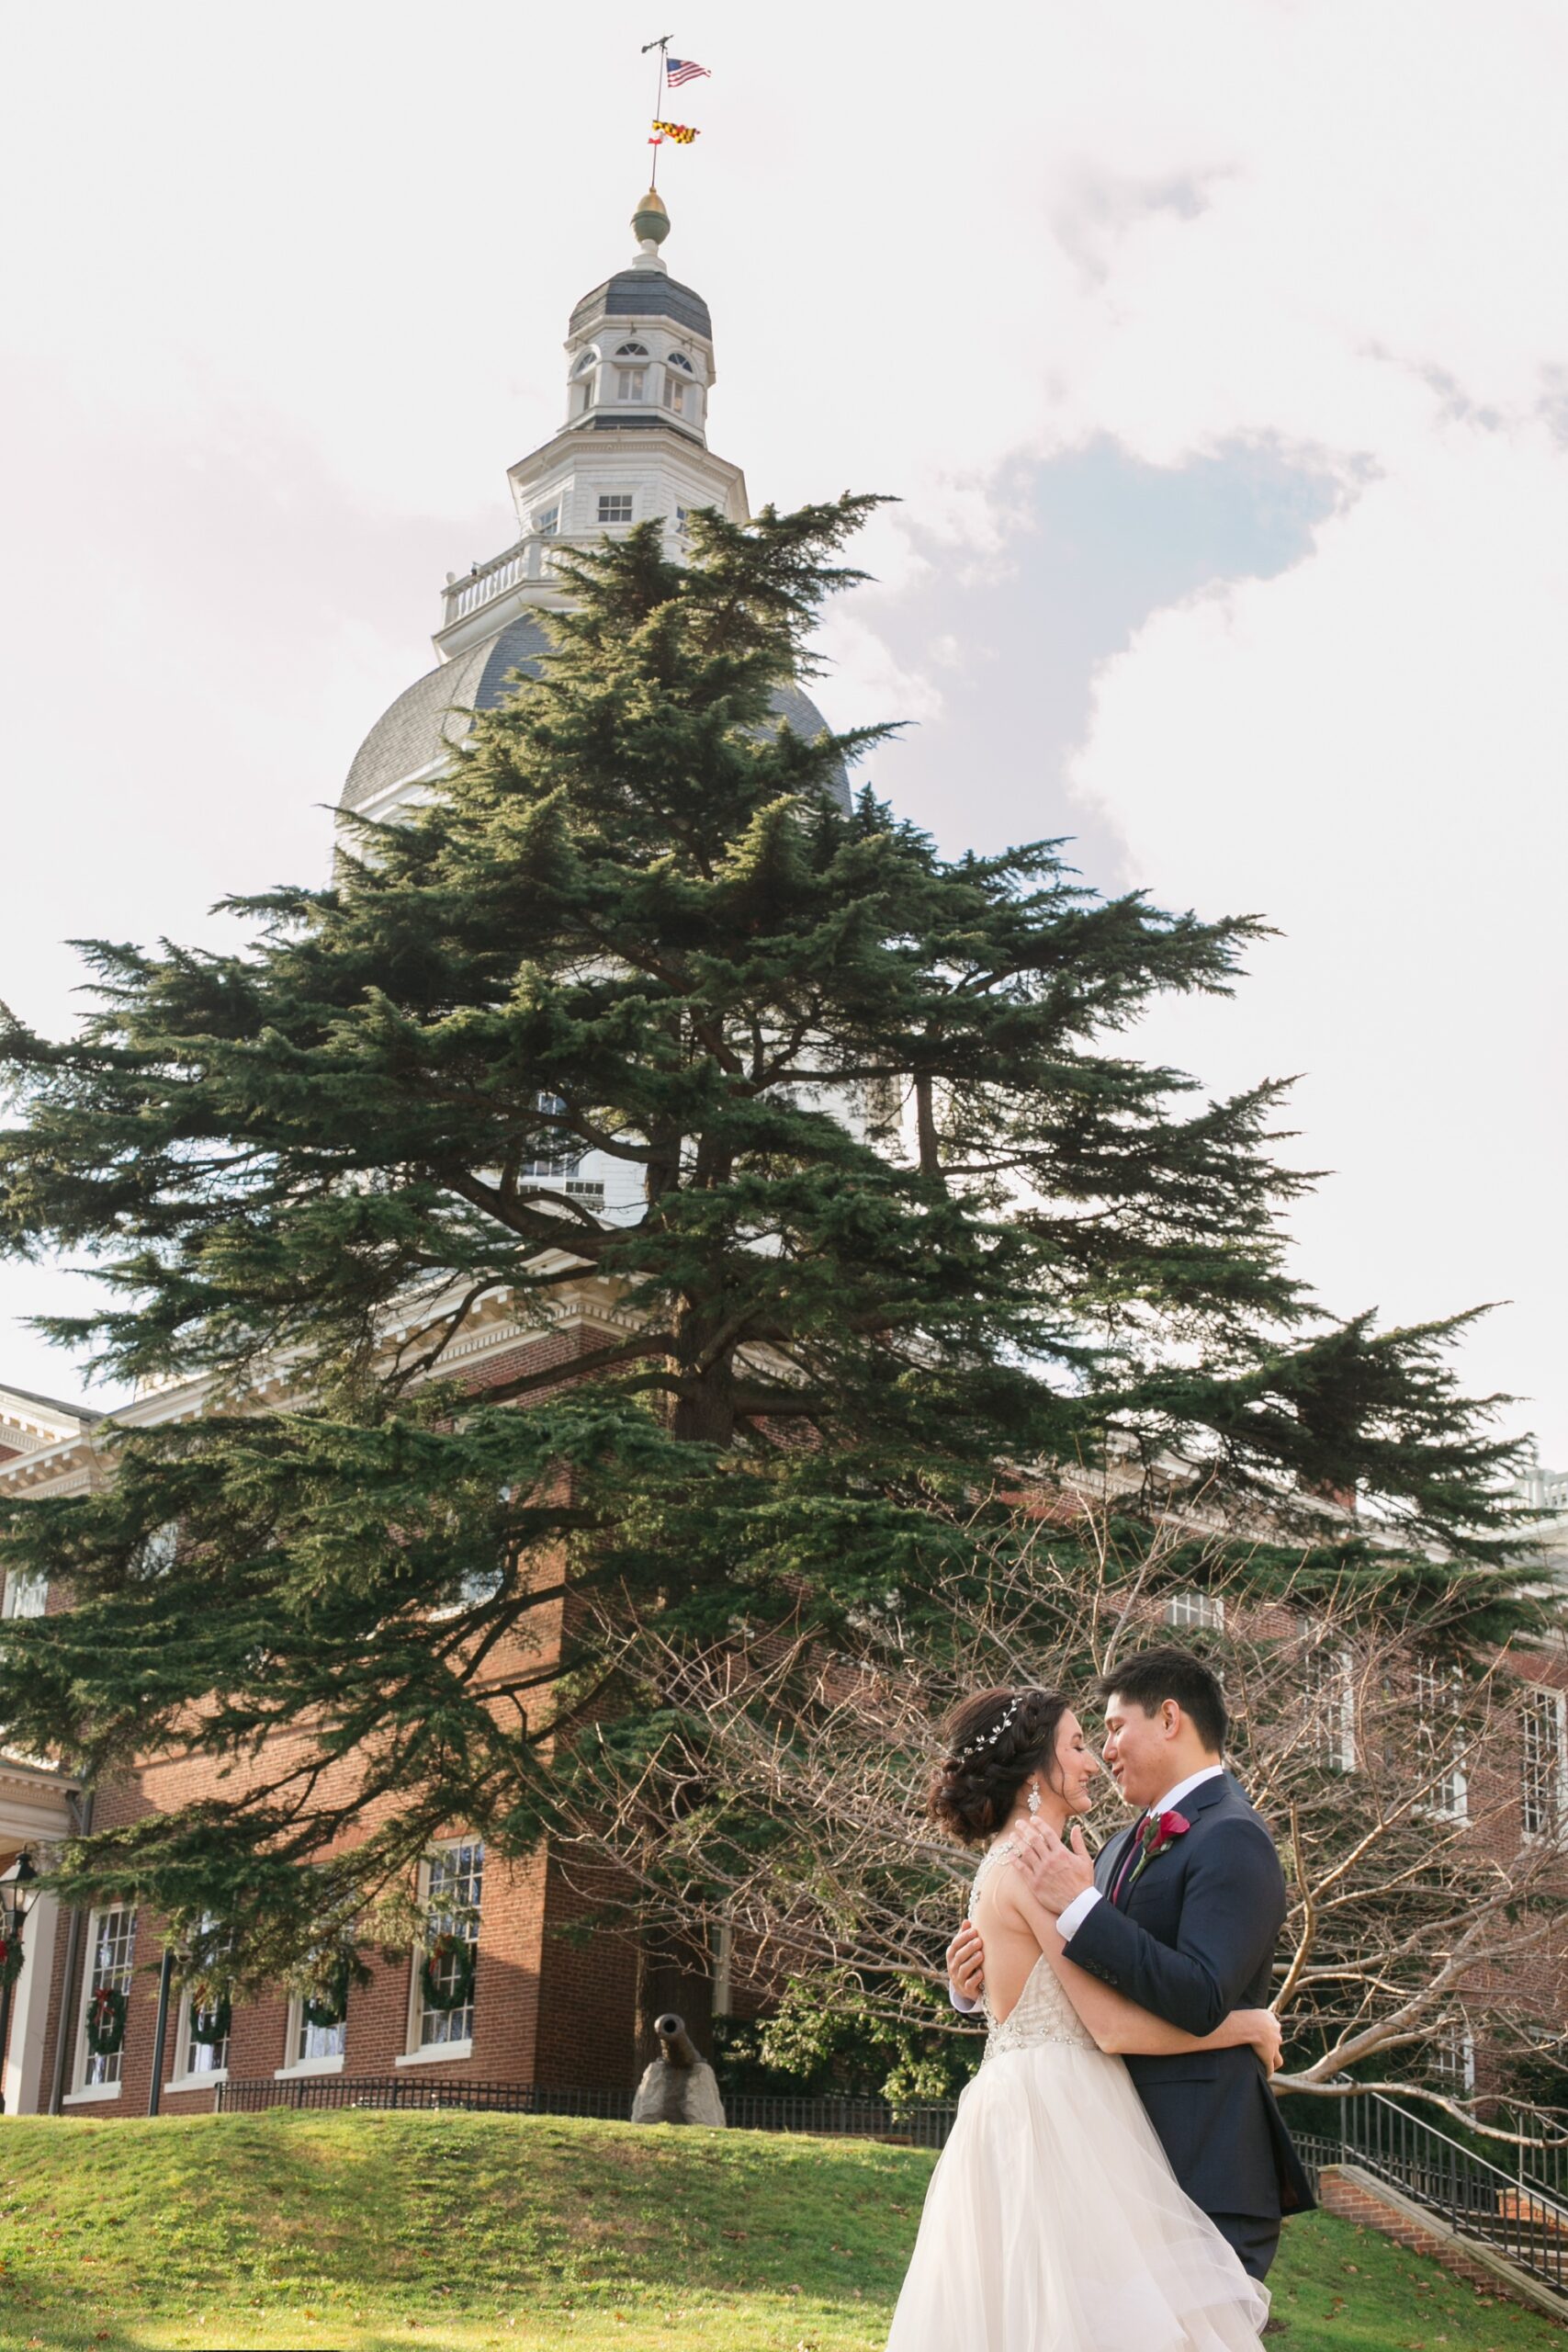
1298,1621,1357,1770
615,368,646,403
535,504,559,538
70,1904,137,2098
662,371,689,416
1165,1590,1224,1632
1,1567,46,1618
1520,1684,1567,1840
597,492,634,526
1432,2021,1476,2095
1416,1661,1469,1822
276,1994,346,2079
399,1839,483,2064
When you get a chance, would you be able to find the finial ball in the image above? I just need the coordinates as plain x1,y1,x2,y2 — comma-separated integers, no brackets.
632,187,671,249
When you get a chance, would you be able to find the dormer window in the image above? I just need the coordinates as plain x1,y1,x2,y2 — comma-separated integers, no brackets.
614,342,649,357
668,351,694,373
615,368,647,402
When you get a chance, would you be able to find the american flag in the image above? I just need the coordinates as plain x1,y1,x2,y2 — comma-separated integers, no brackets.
666,56,709,85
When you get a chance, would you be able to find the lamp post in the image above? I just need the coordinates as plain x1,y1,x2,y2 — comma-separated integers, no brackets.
0,1850,39,2114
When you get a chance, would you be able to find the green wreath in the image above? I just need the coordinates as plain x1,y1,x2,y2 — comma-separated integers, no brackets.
302,1958,351,2031
186,1993,231,2046
420,1930,476,2014
85,1983,128,2057
0,1933,24,1992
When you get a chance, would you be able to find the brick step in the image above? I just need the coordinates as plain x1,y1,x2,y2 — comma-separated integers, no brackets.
1318,2164,1568,2322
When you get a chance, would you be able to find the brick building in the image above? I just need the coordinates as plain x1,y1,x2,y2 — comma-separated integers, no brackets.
2,189,1565,2125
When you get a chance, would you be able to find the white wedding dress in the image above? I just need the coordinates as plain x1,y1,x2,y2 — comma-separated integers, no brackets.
886,1838,1269,2352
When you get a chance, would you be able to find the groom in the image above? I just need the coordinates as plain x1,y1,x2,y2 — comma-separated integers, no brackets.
947,1645,1314,2280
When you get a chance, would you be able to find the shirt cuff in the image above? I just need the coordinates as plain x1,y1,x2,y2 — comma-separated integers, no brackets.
1056,1885,1103,1943
949,1984,980,2014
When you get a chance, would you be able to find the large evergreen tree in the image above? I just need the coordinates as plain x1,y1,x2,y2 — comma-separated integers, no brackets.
0,498,1534,2012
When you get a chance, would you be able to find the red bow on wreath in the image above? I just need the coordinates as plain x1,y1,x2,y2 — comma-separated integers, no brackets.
1123,1808,1190,1897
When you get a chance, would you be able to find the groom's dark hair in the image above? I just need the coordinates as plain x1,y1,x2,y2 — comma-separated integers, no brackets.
1099,1646,1227,1756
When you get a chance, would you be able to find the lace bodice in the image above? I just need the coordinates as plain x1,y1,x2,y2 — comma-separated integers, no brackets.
971,1837,1097,2059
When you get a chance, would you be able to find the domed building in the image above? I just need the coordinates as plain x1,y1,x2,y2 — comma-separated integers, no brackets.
340,187,845,828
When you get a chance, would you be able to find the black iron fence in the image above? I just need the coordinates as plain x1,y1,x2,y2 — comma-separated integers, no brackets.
216,2072,959,2145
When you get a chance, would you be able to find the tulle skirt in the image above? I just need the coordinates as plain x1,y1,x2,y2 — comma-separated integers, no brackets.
886,2041,1269,2351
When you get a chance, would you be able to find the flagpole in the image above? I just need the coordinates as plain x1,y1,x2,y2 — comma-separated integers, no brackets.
642,33,671,185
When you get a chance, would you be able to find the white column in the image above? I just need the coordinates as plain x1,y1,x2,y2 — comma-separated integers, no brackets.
3,1889,59,2114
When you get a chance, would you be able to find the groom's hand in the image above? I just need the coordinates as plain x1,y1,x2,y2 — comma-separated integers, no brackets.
947,1920,986,2002
1012,1819,1095,1912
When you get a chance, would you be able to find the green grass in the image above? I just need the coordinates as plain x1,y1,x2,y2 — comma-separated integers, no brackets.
0,2109,1560,2350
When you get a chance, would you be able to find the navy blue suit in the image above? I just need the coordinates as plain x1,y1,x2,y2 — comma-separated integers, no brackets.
1066,1771,1314,2279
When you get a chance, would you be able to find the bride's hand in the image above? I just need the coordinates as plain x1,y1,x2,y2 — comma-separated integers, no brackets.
1243,2008,1283,2074
947,1920,986,2003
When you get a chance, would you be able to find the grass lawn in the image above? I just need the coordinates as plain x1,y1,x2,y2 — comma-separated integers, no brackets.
0,2109,1561,2350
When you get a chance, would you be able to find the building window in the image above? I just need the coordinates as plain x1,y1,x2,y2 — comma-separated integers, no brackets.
288,1996,346,2070
1299,1621,1356,1770
535,505,559,537
663,372,689,416
667,350,694,373
1416,1660,1469,1821
1431,2020,1475,2094
615,368,646,402
78,1905,137,2090
413,1840,484,2051
1165,1590,1224,1631
614,341,649,357
176,1989,231,2080
1,1567,46,1618
1521,1685,1567,1838
598,493,634,526
522,1091,582,1181
673,505,690,537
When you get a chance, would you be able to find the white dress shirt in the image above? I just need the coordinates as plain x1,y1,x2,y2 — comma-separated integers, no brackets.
949,1764,1227,2012
1055,1762,1225,1945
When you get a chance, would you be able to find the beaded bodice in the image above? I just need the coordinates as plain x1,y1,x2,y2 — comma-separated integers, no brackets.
971,1837,1097,2060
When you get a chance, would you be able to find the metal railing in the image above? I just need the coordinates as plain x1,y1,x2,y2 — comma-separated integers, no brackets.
1313,2091,1568,2296
216,2071,958,2143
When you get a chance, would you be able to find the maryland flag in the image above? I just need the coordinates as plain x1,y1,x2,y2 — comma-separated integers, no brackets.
650,119,700,144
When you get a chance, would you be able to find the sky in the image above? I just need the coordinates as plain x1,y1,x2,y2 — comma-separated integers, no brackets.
1,1,1564,1465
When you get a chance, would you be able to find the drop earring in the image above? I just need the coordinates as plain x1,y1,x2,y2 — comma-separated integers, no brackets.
1026,1778,1042,1816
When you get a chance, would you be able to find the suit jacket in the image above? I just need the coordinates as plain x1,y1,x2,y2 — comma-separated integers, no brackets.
1067,1771,1314,2222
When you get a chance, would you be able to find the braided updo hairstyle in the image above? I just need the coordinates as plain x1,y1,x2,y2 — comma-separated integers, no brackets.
928,1687,1073,1848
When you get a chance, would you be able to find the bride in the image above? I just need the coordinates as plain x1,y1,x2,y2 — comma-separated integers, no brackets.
886,1687,1275,2351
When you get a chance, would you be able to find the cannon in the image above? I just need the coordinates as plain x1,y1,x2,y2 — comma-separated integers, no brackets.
630,2010,728,2127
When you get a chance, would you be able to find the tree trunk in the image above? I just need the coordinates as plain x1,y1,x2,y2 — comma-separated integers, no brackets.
635,1926,716,2067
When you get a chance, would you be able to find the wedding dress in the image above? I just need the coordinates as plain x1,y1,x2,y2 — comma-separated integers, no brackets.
886,1838,1269,2352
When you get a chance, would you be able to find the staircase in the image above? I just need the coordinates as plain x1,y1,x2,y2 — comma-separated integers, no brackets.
1300,2090,1568,2309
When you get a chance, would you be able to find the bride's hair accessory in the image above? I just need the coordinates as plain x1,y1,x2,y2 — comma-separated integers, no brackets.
957,1692,1021,1762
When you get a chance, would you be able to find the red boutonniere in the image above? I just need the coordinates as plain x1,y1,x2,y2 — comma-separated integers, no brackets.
1125,1808,1190,1895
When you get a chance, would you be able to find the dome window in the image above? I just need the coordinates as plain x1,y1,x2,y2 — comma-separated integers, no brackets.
615,367,647,402
662,370,693,417
667,351,694,373
614,341,650,357
571,353,597,415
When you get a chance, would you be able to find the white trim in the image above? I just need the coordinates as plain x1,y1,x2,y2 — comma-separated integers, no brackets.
273,2055,345,2081
62,2080,124,2105
162,2068,229,2096
394,2039,474,2069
